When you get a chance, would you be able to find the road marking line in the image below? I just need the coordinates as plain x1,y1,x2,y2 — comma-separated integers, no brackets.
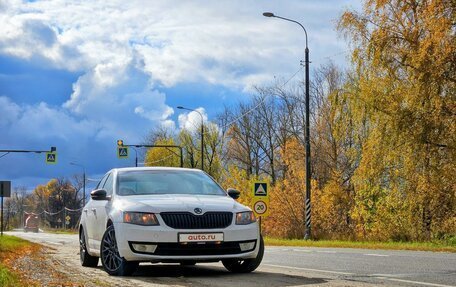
375,276,455,287
293,249,311,252
316,250,337,254
365,253,389,257
263,264,354,276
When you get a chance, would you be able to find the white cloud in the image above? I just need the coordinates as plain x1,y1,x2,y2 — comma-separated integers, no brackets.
178,107,207,133
63,54,174,130
0,0,359,89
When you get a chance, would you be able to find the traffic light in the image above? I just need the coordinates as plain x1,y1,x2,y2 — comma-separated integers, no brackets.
117,139,124,146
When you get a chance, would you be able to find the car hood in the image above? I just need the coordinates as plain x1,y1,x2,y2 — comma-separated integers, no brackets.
114,194,250,214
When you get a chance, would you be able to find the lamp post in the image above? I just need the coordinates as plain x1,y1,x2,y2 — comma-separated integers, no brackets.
177,106,204,171
263,12,312,239
70,162,86,208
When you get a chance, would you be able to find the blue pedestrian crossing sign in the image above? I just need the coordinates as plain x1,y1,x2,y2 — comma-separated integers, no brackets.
117,147,129,159
46,152,57,164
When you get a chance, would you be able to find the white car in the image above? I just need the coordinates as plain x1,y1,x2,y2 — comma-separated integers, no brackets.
79,167,263,276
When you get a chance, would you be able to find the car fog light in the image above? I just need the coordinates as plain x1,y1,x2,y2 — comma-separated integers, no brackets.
239,241,256,251
132,243,157,253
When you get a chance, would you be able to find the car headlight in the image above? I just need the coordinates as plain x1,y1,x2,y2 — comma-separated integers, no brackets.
123,212,159,226
236,211,256,225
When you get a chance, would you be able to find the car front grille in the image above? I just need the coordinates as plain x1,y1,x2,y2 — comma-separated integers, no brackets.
160,212,233,229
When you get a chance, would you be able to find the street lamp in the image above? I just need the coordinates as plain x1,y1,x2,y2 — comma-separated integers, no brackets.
70,162,86,207
263,12,312,239
177,106,204,171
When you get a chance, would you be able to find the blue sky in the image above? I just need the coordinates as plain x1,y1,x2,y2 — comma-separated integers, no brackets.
0,0,360,191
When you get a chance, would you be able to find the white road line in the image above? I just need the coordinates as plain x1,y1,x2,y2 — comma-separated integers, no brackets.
364,253,389,257
375,276,456,287
46,242,63,245
316,250,337,254
263,264,354,276
293,249,311,252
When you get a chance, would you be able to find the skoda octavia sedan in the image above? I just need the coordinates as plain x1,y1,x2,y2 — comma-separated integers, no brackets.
79,167,263,276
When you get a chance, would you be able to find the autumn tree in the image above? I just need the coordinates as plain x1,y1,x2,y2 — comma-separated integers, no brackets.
264,139,306,238
144,138,181,167
339,0,456,240
179,122,223,179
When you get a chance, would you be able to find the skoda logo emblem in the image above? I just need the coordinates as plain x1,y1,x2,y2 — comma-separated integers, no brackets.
194,208,202,214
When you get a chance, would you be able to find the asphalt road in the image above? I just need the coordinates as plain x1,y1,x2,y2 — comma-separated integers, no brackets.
6,231,456,287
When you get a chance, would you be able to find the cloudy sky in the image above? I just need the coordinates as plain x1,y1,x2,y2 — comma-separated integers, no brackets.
0,0,360,191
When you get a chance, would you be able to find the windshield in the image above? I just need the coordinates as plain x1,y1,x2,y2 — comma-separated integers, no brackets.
117,170,226,196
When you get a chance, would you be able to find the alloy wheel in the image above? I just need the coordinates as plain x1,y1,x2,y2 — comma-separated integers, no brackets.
101,227,122,272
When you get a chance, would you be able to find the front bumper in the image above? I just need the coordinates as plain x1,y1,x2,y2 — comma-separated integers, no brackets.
114,220,260,262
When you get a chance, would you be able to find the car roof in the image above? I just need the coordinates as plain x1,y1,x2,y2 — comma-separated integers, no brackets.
110,167,203,173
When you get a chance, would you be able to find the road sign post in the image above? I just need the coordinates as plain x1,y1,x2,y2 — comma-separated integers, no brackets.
0,181,11,236
252,182,269,234
252,182,269,217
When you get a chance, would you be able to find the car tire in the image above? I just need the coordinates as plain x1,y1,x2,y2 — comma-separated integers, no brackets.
79,228,99,267
222,235,264,273
100,225,138,276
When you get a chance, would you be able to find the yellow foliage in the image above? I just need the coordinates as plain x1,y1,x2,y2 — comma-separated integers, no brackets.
144,138,181,167
340,0,456,240
263,139,306,238
313,179,352,240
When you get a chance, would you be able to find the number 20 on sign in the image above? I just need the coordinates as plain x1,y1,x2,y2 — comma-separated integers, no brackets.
252,182,269,218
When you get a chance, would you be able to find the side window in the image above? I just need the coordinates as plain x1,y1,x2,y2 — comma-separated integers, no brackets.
103,173,114,196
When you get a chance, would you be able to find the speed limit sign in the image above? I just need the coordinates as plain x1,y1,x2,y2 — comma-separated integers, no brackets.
254,201,267,215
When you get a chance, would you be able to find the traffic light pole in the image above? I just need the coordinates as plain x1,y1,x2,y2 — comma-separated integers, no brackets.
0,147,56,154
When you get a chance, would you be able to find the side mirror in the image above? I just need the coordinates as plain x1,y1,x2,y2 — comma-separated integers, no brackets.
91,189,109,201
227,188,240,200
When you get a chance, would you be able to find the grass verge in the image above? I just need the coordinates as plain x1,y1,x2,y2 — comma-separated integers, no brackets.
41,228,78,235
0,265,20,287
0,234,30,253
264,237,456,252
0,235,34,287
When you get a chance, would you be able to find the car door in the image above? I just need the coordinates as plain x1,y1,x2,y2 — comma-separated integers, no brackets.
86,173,109,250
93,172,114,247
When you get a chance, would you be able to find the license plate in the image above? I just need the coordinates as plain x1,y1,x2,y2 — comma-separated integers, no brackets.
179,233,224,243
